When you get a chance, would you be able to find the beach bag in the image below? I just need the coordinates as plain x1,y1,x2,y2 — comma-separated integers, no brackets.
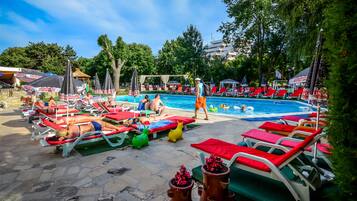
202,82,211,97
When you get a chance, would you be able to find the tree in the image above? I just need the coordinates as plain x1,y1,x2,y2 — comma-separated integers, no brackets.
123,43,156,82
97,35,127,91
156,39,182,75
0,47,34,68
177,25,206,78
0,42,77,74
277,0,327,73
220,0,285,84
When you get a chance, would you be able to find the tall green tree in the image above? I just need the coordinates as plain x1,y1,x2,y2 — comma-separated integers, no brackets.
177,25,206,78
278,0,327,72
220,0,285,83
97,35,127,91
123,43,155,82
156,39,182,74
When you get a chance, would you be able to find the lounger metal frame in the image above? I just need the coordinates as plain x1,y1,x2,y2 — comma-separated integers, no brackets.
194,134,326,201
40,130,129,157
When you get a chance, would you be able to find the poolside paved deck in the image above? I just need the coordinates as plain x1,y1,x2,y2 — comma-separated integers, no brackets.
0,108,262,201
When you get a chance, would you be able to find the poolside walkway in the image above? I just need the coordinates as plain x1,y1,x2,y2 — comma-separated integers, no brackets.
0,108,262,201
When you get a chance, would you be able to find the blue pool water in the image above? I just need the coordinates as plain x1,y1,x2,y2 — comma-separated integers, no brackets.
116,94,314,117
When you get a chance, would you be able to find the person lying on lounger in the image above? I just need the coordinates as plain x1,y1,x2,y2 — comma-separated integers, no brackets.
123,114,172,126
56,120,122,140
52,115,103,125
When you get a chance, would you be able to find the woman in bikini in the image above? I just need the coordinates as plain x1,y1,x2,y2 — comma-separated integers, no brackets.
56,119,122,141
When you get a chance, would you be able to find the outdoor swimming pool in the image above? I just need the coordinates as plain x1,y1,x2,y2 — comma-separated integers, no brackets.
116,94,314,117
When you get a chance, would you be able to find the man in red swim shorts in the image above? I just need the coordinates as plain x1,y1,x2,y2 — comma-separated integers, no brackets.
193,78,209,120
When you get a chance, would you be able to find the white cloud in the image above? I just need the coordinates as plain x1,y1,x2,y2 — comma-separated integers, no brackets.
7,12,44,32
1,0,229,57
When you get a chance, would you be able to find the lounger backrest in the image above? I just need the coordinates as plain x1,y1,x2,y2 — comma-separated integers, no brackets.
277,89,287,96
274,128,322,167
42,119,63,131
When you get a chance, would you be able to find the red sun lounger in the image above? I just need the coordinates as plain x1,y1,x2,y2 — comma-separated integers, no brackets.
103,111,145,123
280,116,328,127
275,89,287,99
241,129,332,169
191,129,328,201
259,122,316,136
40,123,132,157
130,116,195,137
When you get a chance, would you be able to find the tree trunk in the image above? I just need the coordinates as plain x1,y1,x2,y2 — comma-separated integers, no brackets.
113,67,120,92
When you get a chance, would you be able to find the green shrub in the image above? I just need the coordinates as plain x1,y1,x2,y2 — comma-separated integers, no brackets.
325,0,357,199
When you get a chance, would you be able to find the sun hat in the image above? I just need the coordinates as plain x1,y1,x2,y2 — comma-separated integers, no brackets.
195,78,201,81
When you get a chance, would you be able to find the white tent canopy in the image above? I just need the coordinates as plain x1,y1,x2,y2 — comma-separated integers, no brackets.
219,79,239,88
139,74,188,85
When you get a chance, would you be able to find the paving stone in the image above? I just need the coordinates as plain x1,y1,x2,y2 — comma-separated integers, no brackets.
78,168,91,178
53,166,67,178
43,163,56,170
77,187,102,196
39,172,52,182
115,190,140,201
16,168,42,181
31,181,54,192
78,196,96,201
103,179,129,193
22,191,52,201
54,186,79,198
13,164,32,171
136,175,166,192
67,166,80,175
97,194,115,201
73,177,92,187
0,172,18,185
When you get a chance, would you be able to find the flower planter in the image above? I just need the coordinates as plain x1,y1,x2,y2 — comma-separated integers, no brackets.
199,166,234,201
167,179,193,201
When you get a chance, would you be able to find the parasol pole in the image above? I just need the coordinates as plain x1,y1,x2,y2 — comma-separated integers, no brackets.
312,104,320,164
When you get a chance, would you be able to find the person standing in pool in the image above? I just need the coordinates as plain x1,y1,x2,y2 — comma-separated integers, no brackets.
193,78,209,120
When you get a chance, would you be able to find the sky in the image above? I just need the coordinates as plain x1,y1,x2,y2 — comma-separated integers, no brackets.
0,0,229,58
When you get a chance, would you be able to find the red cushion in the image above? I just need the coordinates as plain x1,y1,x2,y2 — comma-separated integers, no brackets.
274,129,321,165
242,129,331,155
45,126,132,145
42,119,63,130
131,116,194,134
282,115,307,122
191,138,282,172
103,112,140,121
276,89,287,96
192,130,322,172
259,122,295,133
165,116,195,124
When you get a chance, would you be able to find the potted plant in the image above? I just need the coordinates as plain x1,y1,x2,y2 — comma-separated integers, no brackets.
167,165,193,201
199,155,233,201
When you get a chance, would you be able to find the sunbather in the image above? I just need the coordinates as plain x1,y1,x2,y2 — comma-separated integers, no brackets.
52,115,102,125
150,94,165,115
56,119,122,140
138,95,151,110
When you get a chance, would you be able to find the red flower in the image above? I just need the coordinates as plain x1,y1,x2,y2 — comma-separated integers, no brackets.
204,155,226,173
172,165,192,187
